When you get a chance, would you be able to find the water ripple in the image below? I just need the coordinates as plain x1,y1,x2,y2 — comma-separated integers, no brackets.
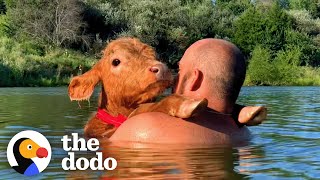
0,87,319,179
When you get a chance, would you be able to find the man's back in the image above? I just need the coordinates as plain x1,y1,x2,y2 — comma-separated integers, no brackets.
110,111,251,145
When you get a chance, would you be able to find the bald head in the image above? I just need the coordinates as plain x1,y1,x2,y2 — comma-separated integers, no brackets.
181,38,246,104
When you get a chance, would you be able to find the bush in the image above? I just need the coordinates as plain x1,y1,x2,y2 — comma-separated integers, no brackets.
285,10,320,66
81,0,128,53
1,0,320,86
213,0,252,38
295,67,320,86
5,0,86,48
233,2,293,56
288,0,320,18
273,47,301,84
0,15,10,36
246,45,302,86
245,46,278,85
0,36,95,86
0,0,5,14
116,0,215,66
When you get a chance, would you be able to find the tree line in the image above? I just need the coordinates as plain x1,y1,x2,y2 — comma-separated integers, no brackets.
0,0,320,86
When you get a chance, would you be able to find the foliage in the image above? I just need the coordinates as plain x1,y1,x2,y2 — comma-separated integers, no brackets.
212,0,252,38
272,47,301,84
5,0,86,48
245,46,279,85
246,46,301,85
0,0,5,14
288,0,320,18
287,9,320,35
118,0,216,65
0,36,95,86
285,30,320,66
81,0,128,53
233,2,293,55
1,0,320,86
295,67,320,86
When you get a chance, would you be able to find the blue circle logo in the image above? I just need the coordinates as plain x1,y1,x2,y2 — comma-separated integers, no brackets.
7,130,51,176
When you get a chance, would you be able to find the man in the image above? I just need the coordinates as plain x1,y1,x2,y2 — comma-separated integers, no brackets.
110,39,257,145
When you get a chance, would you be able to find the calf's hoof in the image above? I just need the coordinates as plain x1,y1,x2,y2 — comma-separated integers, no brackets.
174,98,208,118
239,106,267,126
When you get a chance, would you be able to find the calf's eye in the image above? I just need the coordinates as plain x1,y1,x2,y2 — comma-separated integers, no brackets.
112,59,121,66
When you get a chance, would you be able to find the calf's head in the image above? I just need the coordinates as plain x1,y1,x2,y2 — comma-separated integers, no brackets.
68,37,172,116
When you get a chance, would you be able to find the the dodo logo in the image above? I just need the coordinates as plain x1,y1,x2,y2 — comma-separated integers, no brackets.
7,130,51,176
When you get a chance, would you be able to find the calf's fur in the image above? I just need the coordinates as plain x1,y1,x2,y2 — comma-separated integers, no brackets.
68,37,207,138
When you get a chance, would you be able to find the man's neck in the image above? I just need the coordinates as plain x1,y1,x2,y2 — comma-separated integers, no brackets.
207,99,234,114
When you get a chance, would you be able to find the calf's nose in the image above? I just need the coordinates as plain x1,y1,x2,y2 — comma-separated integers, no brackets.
150,66,160,73
149,64,171,80
149,64,165,74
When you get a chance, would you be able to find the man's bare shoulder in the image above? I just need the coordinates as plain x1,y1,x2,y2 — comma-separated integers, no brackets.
109,112,180,143
109,112,235,145
121,112,177,130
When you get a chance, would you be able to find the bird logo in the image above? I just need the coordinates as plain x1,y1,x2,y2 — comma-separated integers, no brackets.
7,130,51,176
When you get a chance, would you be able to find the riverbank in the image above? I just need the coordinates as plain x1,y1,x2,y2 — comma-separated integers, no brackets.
244,66,320,86
0,37,96,87
1,58,320,87
1,37,320,87
1,0,320,87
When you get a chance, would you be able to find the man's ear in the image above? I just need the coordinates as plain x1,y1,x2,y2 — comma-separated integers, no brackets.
188,69,203,91
68,68,100,101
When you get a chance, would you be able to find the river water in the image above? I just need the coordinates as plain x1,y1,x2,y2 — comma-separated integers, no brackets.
0,87,319,179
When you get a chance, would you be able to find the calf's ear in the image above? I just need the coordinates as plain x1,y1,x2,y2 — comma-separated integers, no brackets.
68,68,100,101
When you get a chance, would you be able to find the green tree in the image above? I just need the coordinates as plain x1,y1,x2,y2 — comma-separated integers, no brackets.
288,0,320,18
0,0,5,14
118,0,215,66
286,9,320,66
233,2,293,55
5,0,86,48
212,0,253,38
82,0,127,40
285,30,320,66
246,45,301,85
246,46,278,85
272,47,301,84
287,10,320,35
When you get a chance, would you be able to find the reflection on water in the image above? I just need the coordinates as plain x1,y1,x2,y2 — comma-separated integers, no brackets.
97,144,249,179
0,87,319,179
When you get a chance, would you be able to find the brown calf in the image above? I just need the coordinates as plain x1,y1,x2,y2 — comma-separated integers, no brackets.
68,37,207,138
